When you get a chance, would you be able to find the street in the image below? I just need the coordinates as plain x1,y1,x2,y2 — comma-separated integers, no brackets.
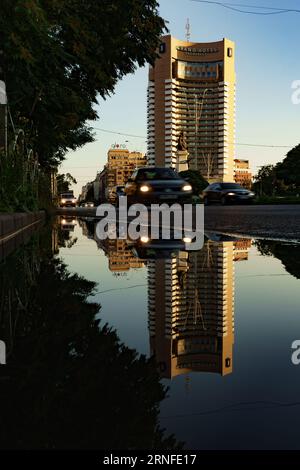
57,204,300,242
205,204,300,241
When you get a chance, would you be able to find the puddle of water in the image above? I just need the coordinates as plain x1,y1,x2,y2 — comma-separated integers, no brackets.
1,217,300,450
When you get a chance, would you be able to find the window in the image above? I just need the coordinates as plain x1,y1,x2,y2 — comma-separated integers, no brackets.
159,43,166,54
221,183,242,189
136,168,179,181
225,357,231,368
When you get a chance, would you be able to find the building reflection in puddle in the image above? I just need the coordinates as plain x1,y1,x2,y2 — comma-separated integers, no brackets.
78,217,251,380
148,237,251,379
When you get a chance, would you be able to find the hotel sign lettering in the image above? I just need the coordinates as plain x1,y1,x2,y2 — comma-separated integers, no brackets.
111,144,127,149
177,46,219,55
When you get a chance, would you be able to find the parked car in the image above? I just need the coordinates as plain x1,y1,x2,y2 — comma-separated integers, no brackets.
202,183,255,205
124,167,192,205
59,192,77,207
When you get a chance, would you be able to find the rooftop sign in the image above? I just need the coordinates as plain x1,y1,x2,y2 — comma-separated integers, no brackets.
111,144,127,149
177,46,219,55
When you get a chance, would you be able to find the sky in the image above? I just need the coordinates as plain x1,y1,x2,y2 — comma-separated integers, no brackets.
60,0,300,196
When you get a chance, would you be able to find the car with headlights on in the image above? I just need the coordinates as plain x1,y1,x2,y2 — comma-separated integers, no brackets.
60,216,76,231
202,183,255,206
82,201,94,208
124,167,193,205
59,192,77,207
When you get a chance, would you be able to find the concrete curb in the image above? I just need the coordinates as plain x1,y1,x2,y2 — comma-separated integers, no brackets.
0,211,45,261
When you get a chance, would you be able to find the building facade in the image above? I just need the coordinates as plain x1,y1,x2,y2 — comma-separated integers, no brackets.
147,35,236,182
98,239,145,273
100,147,147,202
234,158,252,189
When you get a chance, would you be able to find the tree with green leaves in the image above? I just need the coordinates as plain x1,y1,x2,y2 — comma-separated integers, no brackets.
253,164,277,196
276,144,300,190
1,0,167,167
57,172,77,193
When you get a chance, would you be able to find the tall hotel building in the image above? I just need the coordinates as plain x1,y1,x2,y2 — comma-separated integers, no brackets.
147,35,236,181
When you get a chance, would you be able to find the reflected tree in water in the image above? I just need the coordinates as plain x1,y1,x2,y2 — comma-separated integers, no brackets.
255,240,300,279
0,250,182,450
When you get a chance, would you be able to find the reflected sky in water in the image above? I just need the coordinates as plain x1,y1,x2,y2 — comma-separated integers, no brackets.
1,217,300,449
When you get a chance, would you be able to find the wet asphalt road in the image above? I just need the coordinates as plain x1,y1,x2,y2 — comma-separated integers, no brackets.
204,204,300,241
57,204,300,242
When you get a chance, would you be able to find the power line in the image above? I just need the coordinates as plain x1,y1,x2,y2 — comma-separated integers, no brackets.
190,1,300,15
92,127,146,139
234,142,290,148
59,166,100,169
92,127,292,148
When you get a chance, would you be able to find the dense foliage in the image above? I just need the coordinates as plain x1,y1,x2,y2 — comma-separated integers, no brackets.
255,240,300,280
0,0,167,167
57,172,77,193
253,164,277,196
254,144,300,197
0,226,182,449
276,144,300,188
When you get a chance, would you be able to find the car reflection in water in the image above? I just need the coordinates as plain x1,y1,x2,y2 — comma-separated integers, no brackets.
58,216,78,249
60,216,77,232
127,234,189,260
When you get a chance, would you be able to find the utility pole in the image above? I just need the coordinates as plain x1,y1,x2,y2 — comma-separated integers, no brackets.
0,45,7,155
0,80,7,153
0,48,7,155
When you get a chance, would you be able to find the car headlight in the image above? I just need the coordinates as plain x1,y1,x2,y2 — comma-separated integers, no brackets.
227,192,235,196
140,185,150,193
61,199,66,203
249,192,255,196
182,184,192,192
140,236,149,243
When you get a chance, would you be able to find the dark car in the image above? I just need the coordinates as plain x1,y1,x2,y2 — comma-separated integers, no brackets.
202,182,255,205
124,167,193,205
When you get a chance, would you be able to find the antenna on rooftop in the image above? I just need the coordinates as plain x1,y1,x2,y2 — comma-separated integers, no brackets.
185,18,191,42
